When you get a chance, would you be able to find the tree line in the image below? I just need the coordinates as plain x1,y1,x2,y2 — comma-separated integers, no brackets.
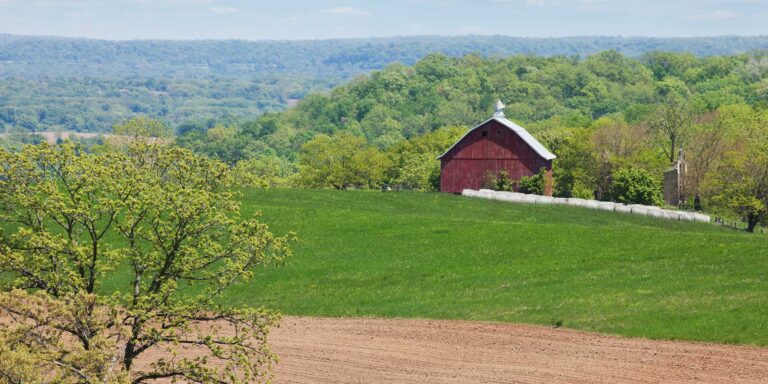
4,34,768,79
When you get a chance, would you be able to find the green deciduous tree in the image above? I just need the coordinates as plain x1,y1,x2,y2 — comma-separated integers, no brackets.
232,155,295,188
609,167,664,206
112,116,171,139
0,141,294,383
651,77,693,160
384,126,464,191
297,133,389,190
704,108,768,232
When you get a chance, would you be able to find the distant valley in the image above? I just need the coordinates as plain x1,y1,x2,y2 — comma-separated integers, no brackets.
1,34,767,133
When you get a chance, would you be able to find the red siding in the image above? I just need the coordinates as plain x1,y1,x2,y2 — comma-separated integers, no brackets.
440,120,553,194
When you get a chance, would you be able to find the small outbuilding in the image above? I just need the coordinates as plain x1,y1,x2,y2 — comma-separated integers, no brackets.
438,101,556,194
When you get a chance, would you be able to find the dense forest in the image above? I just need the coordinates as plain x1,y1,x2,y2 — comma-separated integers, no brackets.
2,34,768,133
182,50,768,161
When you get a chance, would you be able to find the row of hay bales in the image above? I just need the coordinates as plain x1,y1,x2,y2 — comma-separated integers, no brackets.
462,189,711,223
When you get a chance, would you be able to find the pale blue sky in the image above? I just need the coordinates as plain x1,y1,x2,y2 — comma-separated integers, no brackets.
0,0,766,40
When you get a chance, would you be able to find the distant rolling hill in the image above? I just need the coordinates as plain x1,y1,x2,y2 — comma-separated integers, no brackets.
1,34,767,134
2,34,768,79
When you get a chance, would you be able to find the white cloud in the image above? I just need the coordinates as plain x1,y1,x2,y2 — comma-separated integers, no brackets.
325,6,372,16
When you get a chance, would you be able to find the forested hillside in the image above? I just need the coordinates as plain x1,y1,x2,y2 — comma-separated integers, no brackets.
0,76,335,133
173,50,768,230
188,50,768,161
3,34,768,79
2,34,768,133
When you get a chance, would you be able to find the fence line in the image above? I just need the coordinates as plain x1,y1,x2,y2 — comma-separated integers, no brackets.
713,217,767,233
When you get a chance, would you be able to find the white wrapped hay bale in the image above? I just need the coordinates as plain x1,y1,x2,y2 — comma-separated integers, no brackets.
487,191,503,201
495,191,524,203
534,195,555,205
552,197,568,205
692,213,711,223
597,202,616,212
660,210,678,220
614,204,632,214
477,189,495,199
646,209,664,219
460,189,714,225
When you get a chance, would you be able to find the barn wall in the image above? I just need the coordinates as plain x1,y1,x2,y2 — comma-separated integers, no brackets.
441,120,552,194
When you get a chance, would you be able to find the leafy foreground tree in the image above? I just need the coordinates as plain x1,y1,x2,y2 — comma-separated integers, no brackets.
0,142,294,383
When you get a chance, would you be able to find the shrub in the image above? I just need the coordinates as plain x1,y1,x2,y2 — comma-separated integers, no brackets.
519,168,548,195
571,181,596,199
495,171,514,191
609,167,663,206
482,170,513,191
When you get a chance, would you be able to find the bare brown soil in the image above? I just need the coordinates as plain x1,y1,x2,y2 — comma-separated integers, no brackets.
270,317,768,384
4,311,766,383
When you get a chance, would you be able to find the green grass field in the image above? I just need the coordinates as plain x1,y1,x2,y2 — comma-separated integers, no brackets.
190,188,768,346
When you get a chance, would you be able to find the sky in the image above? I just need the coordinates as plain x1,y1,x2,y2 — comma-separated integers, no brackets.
0,0,766,41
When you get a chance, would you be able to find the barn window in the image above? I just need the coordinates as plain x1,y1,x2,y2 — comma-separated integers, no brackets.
482,131,487,137
497,129,503,136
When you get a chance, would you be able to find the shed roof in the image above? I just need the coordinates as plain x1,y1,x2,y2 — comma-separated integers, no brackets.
437,117,557,160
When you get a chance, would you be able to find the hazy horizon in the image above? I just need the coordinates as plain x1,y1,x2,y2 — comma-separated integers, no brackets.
0,1,766,41
3,32,768,43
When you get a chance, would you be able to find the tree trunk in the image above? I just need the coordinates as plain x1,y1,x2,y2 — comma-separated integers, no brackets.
746,214,759,233
669,135,677,164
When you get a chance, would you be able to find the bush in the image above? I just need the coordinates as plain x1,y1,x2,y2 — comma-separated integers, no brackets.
482,170,514,191
495,171,514,191
609,167,663,206
571,181,596,199
519,168,548,195
428,166,441,191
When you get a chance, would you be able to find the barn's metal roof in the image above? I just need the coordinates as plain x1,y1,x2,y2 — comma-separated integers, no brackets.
436,116,557,160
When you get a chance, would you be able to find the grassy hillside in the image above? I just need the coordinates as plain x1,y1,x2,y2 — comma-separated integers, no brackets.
174,188,768,346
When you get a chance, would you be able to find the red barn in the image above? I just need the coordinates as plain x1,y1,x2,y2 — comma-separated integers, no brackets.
438,101,556,195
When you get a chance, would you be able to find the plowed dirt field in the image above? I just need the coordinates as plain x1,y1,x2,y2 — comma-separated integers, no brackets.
270,317,768,383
